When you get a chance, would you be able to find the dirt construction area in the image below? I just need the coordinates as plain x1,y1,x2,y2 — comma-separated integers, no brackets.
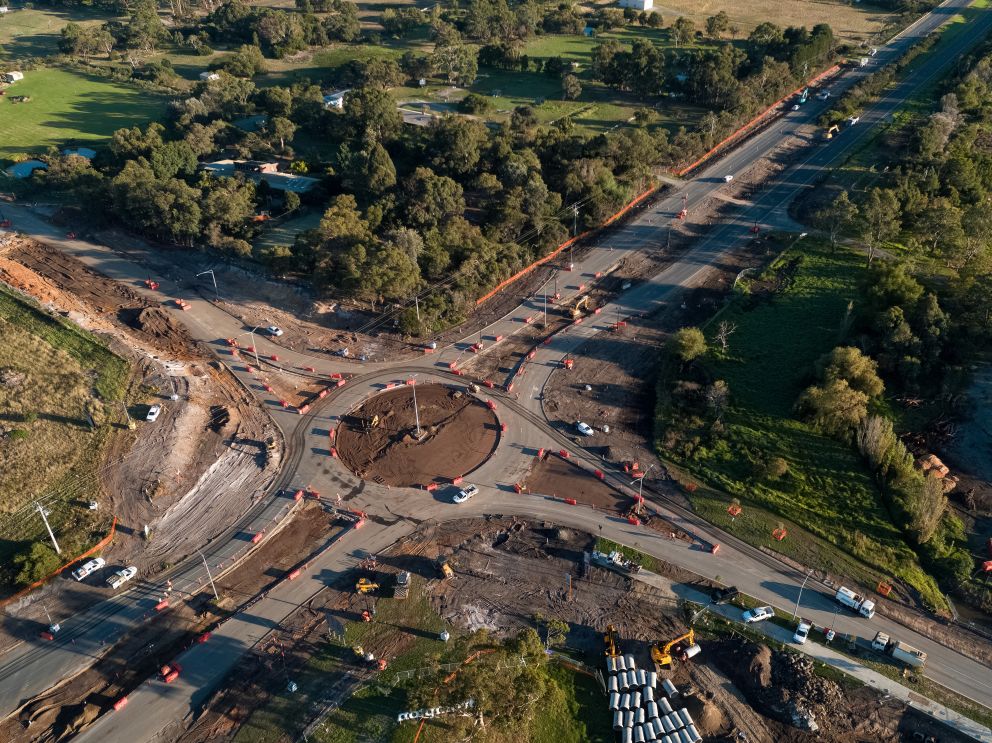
335,383,499,487
177,517,970,743
0,233,281,655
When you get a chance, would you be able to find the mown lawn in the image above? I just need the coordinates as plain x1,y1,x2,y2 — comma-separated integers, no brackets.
658,240,946,610
0,67,168,160
0,6,110,60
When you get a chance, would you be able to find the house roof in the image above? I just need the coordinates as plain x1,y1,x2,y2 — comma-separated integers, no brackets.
5,160,48,179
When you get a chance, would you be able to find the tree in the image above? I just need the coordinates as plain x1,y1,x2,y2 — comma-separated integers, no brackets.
645,11,663,28
705,11,730,38
149,140,198,180
562,73,581,101
713,320,736,351
796,379,869,440
432,43,478,85
14,543,61,585
269,116,297,151
671,16,695,47
671,327,706,362
859,187,901,264
122,0,168,52
222,44,266,77
402,167,465,227
340,87,403,144
817,346,884,399
813,190,858,250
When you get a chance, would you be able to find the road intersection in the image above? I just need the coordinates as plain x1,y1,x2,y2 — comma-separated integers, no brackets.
3,1,992,738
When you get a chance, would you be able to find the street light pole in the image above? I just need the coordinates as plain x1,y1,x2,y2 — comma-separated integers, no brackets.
196,269,218,300
36,502,60,555
199,549,219,600
411,377,422,437
247,327,261,368
792,568,814,620
630,464,656,515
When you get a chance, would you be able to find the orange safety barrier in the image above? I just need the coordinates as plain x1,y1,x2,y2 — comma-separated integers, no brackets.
487,400,497,410
425,482,438,492
336,379,346,387
594,470,604,480
294,490,304,501
330,447,338,458
474,186,658,305
563,498,578,506
627,516,640,526
113,697,129,711
483,380,494,388
675,64,840,177
298,404,310,415
537,448,545,459
452,476,463,485
710,544,720,554
251,532,264,544
155,599,170,611
270,354,279,361
500,422,508,432
559,450,569,458
287,569,302,580
318,389,327,398
0,517,118,608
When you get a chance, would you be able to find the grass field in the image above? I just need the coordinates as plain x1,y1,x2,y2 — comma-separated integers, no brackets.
0,68,168,161
635,0,896,45
0,6,110,60
657,239,946,611
0,287,128,588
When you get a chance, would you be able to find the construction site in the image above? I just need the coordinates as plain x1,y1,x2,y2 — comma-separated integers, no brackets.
335,383,500,487
159,517,964,743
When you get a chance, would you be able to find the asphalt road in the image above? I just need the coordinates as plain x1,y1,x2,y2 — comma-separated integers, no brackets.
3,0,991,738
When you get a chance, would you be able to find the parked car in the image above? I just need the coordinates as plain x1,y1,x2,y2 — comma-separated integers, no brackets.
575,421,595,437
793,620,812,644
453,484,479,504
742,606,774,623
816,90,831,100
266,325,283,337
145,404,162,422
791,104,801,111
846,116,861,126
161,662,182,684
107,566,138,589
72,557,106,582
711,585,740,605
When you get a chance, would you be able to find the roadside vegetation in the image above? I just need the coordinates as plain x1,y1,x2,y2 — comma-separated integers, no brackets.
654,237,948,611
0,286,128,590
802,32,992,614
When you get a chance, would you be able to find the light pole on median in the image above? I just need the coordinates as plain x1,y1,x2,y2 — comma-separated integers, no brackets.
198,549,219,600
410,375,422,438
792,568,814,620
196,269,218,300
630,464,657,515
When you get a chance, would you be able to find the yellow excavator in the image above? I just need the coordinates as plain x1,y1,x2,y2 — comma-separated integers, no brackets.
604,624,621,658
569,295,591,319
437,559,454,579
824,124,840,140
356,578,379,594
651,629,700,668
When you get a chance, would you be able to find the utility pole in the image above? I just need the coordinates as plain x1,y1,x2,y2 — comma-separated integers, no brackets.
572,205,579,237
36,502,61,555
411,377,422,437
631,464,656,515
246,327,261,368
199,549,219,600
120,401,134,429
792,568,814,620
196,269,218,300
414,295,420,322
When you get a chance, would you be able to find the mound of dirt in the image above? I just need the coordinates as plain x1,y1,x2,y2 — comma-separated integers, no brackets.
335,384,499,487
117,306,196,356
683,694,725,736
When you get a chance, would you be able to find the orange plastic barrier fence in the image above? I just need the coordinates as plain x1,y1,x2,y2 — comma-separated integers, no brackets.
474,186,658,306
0,517,117,608
675,65,840,177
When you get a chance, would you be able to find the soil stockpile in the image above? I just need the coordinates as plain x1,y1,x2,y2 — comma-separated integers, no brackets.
335,383,498,487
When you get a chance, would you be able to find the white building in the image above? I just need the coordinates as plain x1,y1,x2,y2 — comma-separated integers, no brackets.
323,90,349,110
4,71,24,83
618,0,653,9
199,71,220,82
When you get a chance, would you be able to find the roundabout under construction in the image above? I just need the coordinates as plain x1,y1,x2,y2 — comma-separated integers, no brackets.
334,382,500,488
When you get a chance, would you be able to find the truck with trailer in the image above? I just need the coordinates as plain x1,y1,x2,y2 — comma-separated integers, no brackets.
871,632,927,668
834,586,875,618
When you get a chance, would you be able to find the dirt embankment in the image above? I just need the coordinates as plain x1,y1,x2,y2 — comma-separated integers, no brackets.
335,383,499,487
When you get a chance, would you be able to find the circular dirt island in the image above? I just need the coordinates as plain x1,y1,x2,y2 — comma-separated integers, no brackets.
336,383,499,487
